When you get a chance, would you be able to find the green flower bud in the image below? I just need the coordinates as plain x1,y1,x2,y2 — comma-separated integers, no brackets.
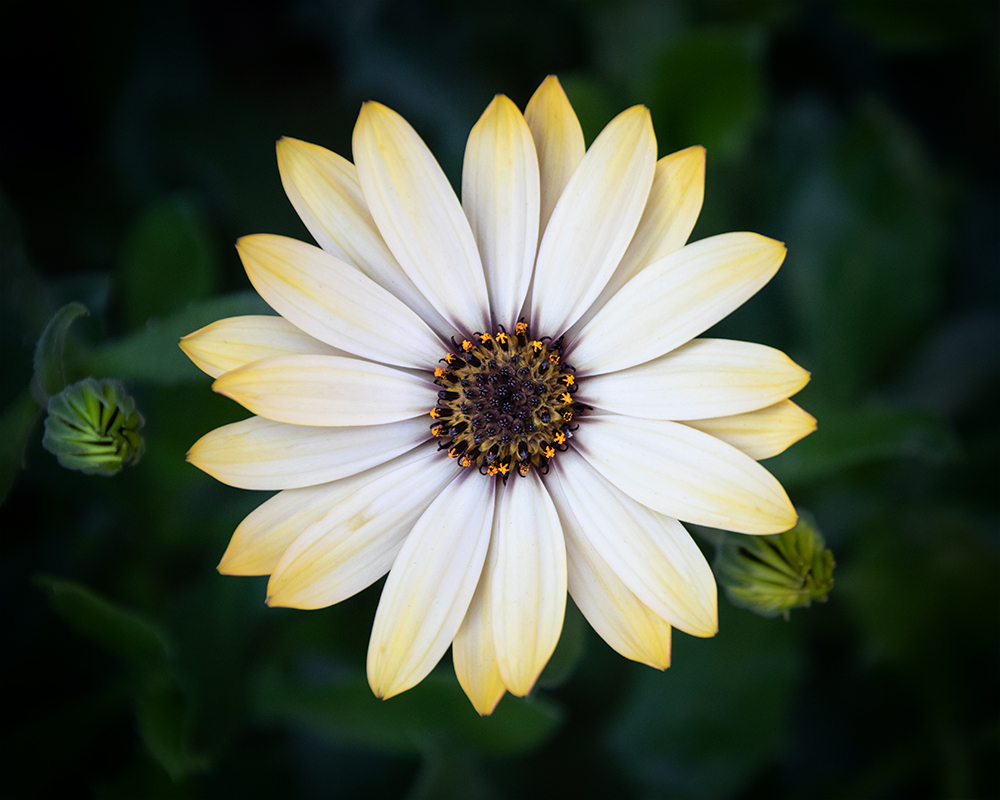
42,378,145,476
714,514,834,619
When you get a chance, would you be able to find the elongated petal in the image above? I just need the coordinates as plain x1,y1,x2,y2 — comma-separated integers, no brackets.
575,415,797,534
354,102,489,334
219,476,374,577
570,146,705,333
490,472,566,696
531,106,656,336
453,515,506,716
266,444,457,608
187,415,430,490
523,75,585,239
276,137,452,335
549,449,717,637
570,232,787,375
237,234,445,369
368,471,496,699
687,400,817,460
462,94,540,328
212,355,437,427
547,473,673,666
180,315,346,379
577,339,811,421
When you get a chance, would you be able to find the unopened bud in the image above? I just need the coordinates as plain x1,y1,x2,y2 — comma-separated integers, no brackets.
42,378,145,475
715,514,834,619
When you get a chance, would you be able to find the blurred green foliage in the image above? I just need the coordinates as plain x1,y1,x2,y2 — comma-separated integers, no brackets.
1,0,997,798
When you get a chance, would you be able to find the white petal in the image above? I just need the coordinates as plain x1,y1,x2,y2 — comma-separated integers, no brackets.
237,234,445,369
462,94,540,328
212,354,437,427
187,415,430,490
523,75,585,240
180,315,347,379
367,470,495,699
570,232,787,375
574,415,798,534
569,145,706,333
531,105,656,337
276,137,452,335
353,102,490,335
490,472,566,696
686,400,817,460
266,444,457,609
576,338,811,421
563,510,673,668
548,449,717,638
453,517,506,716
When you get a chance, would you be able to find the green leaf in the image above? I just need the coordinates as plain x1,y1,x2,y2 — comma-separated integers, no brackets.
35,576,170,677
252,669,562,757
609,603,802,799
35,577,208,780
83,291,270,385
31,302,89,401
119,196,218,330
537,596,587,689
0,389,42,504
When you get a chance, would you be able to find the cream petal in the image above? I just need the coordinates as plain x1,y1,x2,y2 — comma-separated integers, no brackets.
568,146,706,334
187,415,430,490
180,315,347,379
353,102,490,335
265,444,457,609
548,449,717,638
547,475,673,667
576,338,811,421
237,234,445,369
574,415,798,534
531,106,656,337
570,232,787,375
462,94,540,328
490,471,566,697
212,355,437,427
686,400,817,460
368,470,495,699
276,137,452,336
523,75,586,240
453,513,507,716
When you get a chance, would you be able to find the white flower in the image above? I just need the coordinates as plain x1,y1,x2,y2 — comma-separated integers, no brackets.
180,76,814,715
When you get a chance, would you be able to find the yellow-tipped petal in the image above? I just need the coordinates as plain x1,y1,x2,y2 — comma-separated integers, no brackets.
577,338,811,421
570,145,706,333
571,232,787,375
353,101,490,335
186,415,429,491
211,354,437,427
276,138,451,336
462,94,540,328
265,445,456,609
453,530,507,716
576,415,798,535
523,75,585,238
490,472,566,697
180,315,345,379
687,400,817,460
236,233,446,370
367,472,495,700
531,105,657,337
549,450,718,638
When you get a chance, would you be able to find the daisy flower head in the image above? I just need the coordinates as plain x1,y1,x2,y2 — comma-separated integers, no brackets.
180,76,815,715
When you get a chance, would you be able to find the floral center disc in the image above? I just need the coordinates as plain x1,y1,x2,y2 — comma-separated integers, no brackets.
430,321,585,478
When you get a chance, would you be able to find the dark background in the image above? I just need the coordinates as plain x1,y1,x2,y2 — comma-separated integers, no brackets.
1,1,998,798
